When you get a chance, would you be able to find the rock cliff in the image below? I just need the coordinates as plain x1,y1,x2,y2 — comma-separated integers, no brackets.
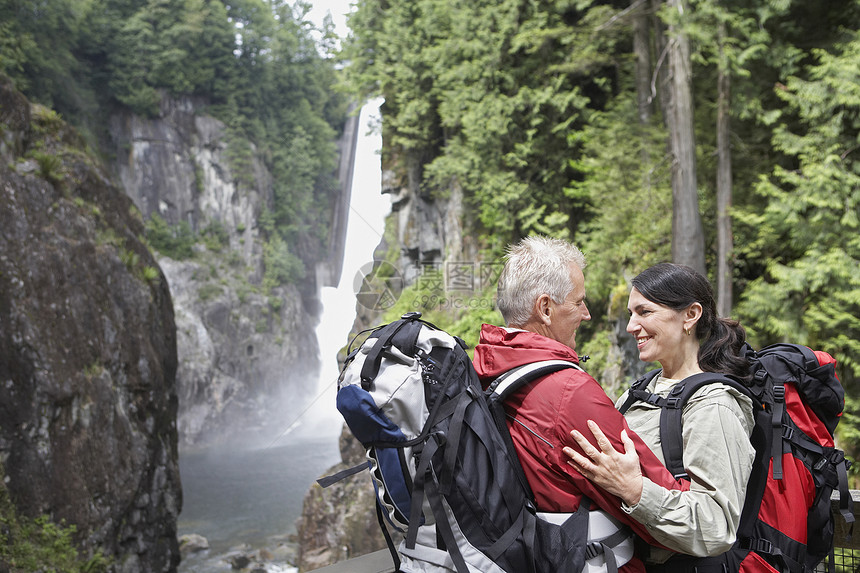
107,94,355,447
0,75,181,572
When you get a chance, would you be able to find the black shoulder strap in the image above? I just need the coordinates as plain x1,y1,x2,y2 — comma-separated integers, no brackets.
658,373,755,480
484,360,579,500
617,369,662,415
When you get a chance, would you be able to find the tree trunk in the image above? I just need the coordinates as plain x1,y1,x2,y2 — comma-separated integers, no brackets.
716,19,734,317
651,0,670,122
665,0,706,274
633,0,653,125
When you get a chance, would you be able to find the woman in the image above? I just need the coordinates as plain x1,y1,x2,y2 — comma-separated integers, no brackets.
564,263,755,568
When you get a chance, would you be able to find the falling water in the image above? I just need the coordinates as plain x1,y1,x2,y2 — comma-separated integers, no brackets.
177,100,387,572
301,99,388,439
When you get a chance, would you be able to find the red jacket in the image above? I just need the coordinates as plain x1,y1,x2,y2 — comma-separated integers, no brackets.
473,324,688,570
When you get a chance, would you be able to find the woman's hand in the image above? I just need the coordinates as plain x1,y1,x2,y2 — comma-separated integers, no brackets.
564,420,644,507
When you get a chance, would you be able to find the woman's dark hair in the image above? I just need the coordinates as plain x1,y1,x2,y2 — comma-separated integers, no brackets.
631,263,750,381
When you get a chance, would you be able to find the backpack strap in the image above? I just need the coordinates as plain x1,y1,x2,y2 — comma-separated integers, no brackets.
357,312,451,390
315,460,372,488
633,372,752,480
617,369,662,415
484,360,580,499
486,359,582,400
663,372,751,479
617,370,735,478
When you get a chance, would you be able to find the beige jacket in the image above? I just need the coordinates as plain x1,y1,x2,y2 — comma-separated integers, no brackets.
617,375,756,562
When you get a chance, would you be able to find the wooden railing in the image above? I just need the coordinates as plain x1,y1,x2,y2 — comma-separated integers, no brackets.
310,490,860,573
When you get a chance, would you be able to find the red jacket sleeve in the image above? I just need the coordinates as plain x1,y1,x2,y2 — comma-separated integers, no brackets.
547,372,689,545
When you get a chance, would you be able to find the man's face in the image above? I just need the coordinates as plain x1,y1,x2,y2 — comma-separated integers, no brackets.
545,264,591,351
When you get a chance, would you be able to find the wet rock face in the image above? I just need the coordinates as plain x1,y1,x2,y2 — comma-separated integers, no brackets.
160,256,320,447
0,75,181,572
107,93,328,448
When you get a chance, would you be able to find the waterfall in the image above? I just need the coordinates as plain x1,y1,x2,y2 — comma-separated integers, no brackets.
306,99,388,439
177,100,387,572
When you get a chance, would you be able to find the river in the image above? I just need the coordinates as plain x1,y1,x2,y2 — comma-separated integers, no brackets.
177,100,387,572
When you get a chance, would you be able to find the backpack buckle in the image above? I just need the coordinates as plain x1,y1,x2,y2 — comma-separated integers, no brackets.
666,397,681,409
584,541,604,560
742,537,774,555
755,539,774,555
829,449,846,465
773,385,785,401
782,425,794,441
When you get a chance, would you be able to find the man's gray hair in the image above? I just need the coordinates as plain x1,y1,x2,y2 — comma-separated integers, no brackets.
496,236,586,327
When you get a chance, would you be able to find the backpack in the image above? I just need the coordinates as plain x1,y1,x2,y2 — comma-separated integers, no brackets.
618,342,854,573
320,312,631,573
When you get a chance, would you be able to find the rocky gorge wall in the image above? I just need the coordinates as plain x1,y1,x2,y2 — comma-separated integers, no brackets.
0,76,181,572
107,95,356,447
0,68,356,571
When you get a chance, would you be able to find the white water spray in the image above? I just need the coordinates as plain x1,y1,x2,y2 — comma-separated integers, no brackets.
274,99,387,443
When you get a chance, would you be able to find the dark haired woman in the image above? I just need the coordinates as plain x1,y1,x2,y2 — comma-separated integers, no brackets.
564,263,755,567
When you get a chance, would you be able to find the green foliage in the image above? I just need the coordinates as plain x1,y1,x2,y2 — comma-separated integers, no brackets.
342,0,626,248
262,235,306,292
0,463,109,573
735,32,860,388
268,295,283,313
144,213,195,259
2,0,347,277
200,220,229,252
119,247,140,271
0,0,88,118
142,265,161,284
576,93,673,305
29,150,63,184
197,283,223,302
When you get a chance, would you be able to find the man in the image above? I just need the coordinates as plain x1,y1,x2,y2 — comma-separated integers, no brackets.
472,236,685,573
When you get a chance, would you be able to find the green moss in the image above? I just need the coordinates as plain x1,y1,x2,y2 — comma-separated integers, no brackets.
0,463,110,572
141,266,160,285
197,283,223,302
30,150,63,183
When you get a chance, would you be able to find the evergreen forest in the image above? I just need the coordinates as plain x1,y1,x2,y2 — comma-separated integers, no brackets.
3,0,860,469
339,0,860,469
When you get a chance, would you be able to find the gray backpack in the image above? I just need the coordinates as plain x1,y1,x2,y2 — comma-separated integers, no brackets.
321,312,631,573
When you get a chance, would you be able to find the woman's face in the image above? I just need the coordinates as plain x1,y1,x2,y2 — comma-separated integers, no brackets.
626,287,687,366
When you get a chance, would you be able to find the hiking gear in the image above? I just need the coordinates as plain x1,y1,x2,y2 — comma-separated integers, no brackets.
325,313,629,573
618,343,853,573
473,323,689,551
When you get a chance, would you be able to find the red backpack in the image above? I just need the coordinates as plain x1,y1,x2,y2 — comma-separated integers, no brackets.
619,343,854,572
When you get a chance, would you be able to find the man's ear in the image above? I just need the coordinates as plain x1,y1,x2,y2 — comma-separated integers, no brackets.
535,294,553,325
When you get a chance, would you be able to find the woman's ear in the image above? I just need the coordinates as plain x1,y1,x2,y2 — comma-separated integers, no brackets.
684,302,703,331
